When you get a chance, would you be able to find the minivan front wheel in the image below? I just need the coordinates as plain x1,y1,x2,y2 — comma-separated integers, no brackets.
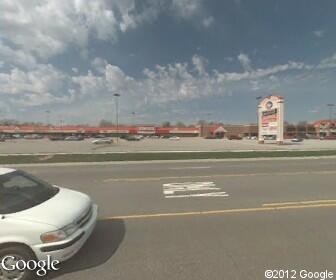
0,245,35,280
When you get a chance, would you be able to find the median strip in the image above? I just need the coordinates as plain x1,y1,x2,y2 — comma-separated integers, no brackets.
2,150,336,164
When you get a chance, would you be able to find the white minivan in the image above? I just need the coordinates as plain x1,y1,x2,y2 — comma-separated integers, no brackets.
0,168,98,280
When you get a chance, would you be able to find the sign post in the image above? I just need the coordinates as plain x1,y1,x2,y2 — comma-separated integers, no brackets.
258,95,284,145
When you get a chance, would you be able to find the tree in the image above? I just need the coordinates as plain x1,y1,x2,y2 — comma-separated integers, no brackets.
176,121,186,127
197,120,206,125
99,119,114,127
162,121,171,127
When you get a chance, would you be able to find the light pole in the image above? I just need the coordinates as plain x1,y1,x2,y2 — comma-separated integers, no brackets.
327,104,335,121
207,113,212,123
327,104,335,136
114,93,120,143
131,111,135,126
45,110,50,126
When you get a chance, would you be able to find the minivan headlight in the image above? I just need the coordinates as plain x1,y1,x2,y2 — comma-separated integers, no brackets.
40,223,79,243
62,223,78,236
40,230,67,243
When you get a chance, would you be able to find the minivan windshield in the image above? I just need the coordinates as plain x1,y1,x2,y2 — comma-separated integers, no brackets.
0,171,59,214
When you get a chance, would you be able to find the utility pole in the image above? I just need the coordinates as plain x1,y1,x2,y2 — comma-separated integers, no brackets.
132,111,135,126
45,110,50,126
327,104,335,136
114,93,120,143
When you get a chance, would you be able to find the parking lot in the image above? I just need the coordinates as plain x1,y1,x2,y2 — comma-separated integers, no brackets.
2,138,336,154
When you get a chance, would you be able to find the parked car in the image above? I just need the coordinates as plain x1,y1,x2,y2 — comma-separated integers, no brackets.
94,134,107,138
0,168,98,280
65,136,84,141
49,135,65,141
24,134,44,140
92,138,113,144
228,135,242,140
291,138,304,142
321,135,336,140
0,137,5,142
169,136,180,140
125,135,140,141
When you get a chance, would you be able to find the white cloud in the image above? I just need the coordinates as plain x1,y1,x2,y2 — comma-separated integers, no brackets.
0,0,163,61
0,65,64,95
0,0,207,70
313,30,325,38
72,55,314,109
192,55,207,75
216,61,312,82
0,52,321,113
71,67,78,73
0,41,37,69
72,71,106,97
0,64,72,106
91,57,108,73
202,16,214,28
317,53,336,69
237,53,253,72
171,0,203,18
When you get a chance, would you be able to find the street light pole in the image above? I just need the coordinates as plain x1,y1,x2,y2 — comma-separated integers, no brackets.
327,104,335,136
132,111,135,126
114,93,120,143
45,110,50,127
327,104,335,121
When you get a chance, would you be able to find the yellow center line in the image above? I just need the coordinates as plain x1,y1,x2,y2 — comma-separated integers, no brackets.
263,199,336,207
99,203,336,220
103,170,336,182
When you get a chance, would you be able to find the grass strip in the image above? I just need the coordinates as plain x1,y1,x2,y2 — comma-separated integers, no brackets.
1,150,336,164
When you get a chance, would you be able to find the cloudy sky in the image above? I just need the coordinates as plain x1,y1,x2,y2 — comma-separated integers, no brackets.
1,0,336,125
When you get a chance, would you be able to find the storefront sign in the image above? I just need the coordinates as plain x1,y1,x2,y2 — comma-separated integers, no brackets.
258,95,284,144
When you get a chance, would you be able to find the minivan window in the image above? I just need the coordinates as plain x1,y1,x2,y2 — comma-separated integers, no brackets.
0,171,59,214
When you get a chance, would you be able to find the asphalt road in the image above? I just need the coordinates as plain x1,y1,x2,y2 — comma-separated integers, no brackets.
13,158,336,280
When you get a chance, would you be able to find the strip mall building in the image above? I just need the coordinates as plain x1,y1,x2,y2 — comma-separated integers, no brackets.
0,120,331,138
0,124,257,138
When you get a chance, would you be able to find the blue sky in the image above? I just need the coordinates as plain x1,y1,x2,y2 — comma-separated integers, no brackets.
0,0,336,125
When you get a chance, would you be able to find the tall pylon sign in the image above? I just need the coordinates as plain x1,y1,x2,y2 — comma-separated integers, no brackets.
258,95,284,145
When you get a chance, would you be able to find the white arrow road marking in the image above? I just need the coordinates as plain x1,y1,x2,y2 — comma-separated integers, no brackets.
163,182,218,195
162,182,229,198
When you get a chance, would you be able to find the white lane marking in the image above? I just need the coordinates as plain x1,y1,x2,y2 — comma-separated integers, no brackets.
166,192,229,198
163,181,229,198
163,182,218,194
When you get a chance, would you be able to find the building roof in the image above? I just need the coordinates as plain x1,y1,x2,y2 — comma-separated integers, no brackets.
313,120,336,127
0,125,200,134
207,125,227,133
